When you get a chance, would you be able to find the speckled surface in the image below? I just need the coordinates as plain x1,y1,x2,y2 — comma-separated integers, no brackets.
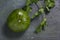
0,0,60,40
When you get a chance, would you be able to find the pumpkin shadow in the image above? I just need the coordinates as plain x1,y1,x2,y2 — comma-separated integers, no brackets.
2,23,25,38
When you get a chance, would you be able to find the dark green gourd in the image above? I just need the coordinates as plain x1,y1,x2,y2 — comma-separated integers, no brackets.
7,9,30,32
6,0,55,33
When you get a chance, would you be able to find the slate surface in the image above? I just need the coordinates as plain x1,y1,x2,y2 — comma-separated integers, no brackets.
0,0,60,40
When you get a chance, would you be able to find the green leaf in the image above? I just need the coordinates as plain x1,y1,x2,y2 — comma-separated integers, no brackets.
35,18,47,33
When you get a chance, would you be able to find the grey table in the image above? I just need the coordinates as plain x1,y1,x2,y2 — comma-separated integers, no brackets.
0,0,60,40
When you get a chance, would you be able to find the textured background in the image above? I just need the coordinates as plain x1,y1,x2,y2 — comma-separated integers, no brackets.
0,0,60,40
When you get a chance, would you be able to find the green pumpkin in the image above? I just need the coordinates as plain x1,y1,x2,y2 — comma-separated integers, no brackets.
7,9,30,32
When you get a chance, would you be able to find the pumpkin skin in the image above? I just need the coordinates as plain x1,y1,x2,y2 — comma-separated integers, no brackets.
7,9,30,32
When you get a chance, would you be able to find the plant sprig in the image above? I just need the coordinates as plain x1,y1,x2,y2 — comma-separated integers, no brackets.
25,0,55,33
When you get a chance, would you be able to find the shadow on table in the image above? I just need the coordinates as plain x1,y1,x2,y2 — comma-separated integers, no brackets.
2,23,25,38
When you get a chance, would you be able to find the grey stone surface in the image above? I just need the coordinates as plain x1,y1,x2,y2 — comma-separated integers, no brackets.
0,0,60,40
